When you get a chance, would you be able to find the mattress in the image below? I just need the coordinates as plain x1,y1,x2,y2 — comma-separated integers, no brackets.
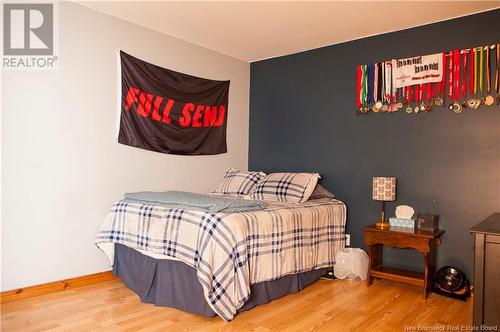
96,197,346,320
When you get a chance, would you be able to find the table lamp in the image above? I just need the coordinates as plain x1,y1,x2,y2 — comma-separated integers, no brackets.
372,176,397,229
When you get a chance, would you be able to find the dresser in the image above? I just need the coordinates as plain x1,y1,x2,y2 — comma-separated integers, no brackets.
470,213,500,328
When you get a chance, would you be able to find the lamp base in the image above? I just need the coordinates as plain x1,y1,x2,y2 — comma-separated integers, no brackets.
375,221,390,229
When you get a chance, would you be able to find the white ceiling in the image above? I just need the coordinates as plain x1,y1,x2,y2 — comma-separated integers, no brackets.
78,1,499,62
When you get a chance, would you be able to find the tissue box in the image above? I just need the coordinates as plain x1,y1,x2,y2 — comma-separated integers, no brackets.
389,217,415,228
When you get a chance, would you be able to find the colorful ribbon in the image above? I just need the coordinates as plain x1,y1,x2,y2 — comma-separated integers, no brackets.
384,61,392,102
479,46,484,93
461,50,467,97
486,45,491,94
496,44,500,94
356,65,362,109
470,48,475,94
474,47,479,94
448,51,454,100
453,50,460,102
361,65,368,106
438,52,446,97
367,64,374,104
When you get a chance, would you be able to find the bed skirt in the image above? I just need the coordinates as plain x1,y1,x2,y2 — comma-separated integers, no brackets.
113,243,330,318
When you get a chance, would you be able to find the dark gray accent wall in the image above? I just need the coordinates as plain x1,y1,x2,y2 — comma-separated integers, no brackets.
249,9,500,278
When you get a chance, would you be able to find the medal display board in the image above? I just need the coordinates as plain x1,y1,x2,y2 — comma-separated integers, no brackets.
356,44,500,114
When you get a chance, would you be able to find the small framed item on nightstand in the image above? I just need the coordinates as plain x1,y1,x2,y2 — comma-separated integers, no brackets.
416,214,439,231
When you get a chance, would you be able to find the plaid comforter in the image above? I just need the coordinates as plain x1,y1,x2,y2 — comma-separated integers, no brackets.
95,197,346,321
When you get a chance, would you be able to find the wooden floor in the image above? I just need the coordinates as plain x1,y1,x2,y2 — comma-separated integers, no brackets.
1,277,471,332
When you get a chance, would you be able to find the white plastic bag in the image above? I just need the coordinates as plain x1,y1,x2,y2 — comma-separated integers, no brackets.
334,248,369,280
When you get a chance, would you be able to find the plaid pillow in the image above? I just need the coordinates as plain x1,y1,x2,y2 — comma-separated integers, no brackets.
250,172,320,203
212,169,266,197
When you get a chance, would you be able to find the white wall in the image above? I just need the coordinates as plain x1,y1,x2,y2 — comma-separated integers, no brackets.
0,2,249,291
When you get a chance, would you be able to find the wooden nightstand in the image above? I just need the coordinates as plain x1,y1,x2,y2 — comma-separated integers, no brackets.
363,224,444,298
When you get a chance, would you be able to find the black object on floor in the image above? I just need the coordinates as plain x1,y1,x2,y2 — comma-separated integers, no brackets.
432,266,471,301
319,270,336,280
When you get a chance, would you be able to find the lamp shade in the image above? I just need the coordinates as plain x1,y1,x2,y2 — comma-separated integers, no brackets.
372,177,396,201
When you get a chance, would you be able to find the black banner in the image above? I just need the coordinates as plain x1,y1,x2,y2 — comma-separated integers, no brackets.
118,51,229,155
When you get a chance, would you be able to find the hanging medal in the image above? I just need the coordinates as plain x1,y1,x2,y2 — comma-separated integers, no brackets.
405,86,413,113
468,47,475,105
435,53,445,107
467,48,476,108
375,63,384,111
374,63,379,111
435,78,444,107
384,61,393,112
417,84,422,113
359,65,365,113
380,61,386,111
401,85,408,105
475,46,483,109
418,83,426,113
381,62,389,112
485,45,494,106
371,64,378,111
468,47,481,110
371,63,380,112
386,61,398,113
391,61,397,106
447,51,454,110
451,50,462,113
470,45,484,110
364,64,370,112
396,88,403,110
425,83,433,111
461,49,468,109
384,61,391,103
389,87,397,112
467,47,478,109
360,65,368,113
422,83,428,111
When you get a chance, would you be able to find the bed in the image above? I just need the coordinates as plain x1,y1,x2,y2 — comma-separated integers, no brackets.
96,193,346,321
